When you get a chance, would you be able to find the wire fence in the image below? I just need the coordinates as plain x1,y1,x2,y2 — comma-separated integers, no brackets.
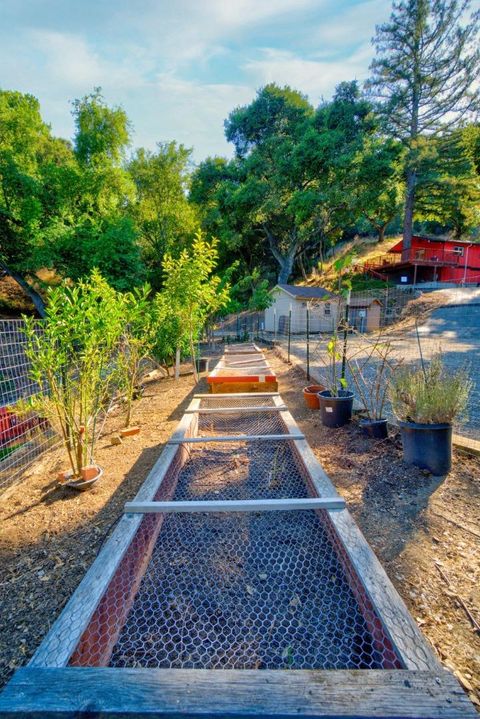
215,286,480,442
0,319,59,492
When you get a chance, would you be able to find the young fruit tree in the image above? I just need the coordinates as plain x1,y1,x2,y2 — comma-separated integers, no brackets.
162,232,230,382
21,270,124,481
368,0,480,250
116,284,156,428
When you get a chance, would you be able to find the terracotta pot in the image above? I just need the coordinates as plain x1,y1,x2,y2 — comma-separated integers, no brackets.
302,385,325,410
62,465,104,491
120,426,140,438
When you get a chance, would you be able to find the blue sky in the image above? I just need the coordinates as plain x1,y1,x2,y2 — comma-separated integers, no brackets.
0,0,393,161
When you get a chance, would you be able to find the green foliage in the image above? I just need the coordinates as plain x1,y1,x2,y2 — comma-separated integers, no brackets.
223,267,273,313
115,284,156,427
72,88,131,167
415,130,480,239
368,0,480,246
389,355,471,424
316,333,348,397
162,232,230,380
151,293,189,368
21,270,125,477
128,142,197,287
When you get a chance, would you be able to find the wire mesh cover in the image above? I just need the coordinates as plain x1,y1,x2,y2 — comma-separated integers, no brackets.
197,411,286,437
107,510,400,670
199,396,276,408
156,440,311,502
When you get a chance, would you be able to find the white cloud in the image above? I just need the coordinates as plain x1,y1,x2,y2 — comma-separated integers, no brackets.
0,0,385,159
243,44,374,105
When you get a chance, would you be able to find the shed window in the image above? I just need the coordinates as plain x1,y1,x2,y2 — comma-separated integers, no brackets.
324,302,331,316
453,246,464,256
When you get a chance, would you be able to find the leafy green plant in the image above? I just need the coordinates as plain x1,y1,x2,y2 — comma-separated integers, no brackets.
21,270,124,478
115,284,156,428
162,231,230,382
315,333,348,397
389,355,471,424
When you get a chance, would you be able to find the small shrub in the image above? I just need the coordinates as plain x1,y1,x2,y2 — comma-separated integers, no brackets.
389,355,471,424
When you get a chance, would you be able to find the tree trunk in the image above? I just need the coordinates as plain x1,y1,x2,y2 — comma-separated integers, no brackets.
263,226,298,285
190,327,199,384
0,262,46,317
403,167,416,254
377,224,386,244
297,252,308,281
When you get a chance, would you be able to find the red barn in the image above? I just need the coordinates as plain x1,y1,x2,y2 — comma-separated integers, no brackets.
363,236,480,285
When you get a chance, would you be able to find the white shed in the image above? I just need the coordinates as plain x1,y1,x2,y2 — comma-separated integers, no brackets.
264,284,340,334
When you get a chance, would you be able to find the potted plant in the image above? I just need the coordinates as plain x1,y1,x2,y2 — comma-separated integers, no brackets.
22,271,124,490
316,334,354,428
389,355,470,475
347,339,400,439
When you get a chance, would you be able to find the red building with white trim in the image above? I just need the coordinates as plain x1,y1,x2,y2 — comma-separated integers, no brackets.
363,236,480,285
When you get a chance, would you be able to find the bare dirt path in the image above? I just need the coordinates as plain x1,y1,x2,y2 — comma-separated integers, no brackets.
267,349,480,709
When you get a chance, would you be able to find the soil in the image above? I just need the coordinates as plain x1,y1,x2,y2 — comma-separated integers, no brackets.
0,345,479,709
268,349,480,708
0,365,210,688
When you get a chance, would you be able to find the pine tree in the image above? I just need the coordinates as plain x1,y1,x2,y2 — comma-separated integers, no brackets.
368,0,480,250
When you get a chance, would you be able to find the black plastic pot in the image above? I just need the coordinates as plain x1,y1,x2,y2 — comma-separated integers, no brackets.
318,390,354,428
360,418,388,439
399,421,452,475
195,357,211,373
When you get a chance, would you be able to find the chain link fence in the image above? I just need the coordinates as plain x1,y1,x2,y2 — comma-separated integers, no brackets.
0,319,59,492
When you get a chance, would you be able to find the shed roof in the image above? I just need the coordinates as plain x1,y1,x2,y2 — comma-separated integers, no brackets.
275,284,333,300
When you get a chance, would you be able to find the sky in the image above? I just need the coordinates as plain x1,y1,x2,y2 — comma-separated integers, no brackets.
0,0,394,162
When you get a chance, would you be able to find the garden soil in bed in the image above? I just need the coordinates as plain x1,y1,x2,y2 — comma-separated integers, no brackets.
267,349,480,709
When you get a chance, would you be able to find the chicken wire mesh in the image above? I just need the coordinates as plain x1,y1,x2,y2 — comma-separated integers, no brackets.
199,396,276,408
157,440,312,502
107,509,401,671
196,410,286,437
0,319,59,491
66,433,401,671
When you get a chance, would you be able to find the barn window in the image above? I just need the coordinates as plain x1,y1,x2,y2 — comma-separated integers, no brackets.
324,302,331,316
453,246,464,256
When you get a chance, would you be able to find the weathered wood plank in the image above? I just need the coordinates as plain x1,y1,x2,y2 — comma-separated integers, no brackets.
124,497,346,513
194,392,280,398
209,381,279,394
29,416,196,667
0,667,474,718
168,433,304,444
184,406,287,414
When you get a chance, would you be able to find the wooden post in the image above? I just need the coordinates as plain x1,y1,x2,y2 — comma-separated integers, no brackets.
287,304,292,363
306,303,310,381
174,347,180,381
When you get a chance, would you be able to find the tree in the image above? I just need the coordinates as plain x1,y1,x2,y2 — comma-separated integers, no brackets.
368,0,480,250
224,84,314,282
38,90,145,289
0,90,64,314
162,232,229,382
22,270,124,479
128,142,197,287
354,137,405,242
415,130,480,238
116,284,156,428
